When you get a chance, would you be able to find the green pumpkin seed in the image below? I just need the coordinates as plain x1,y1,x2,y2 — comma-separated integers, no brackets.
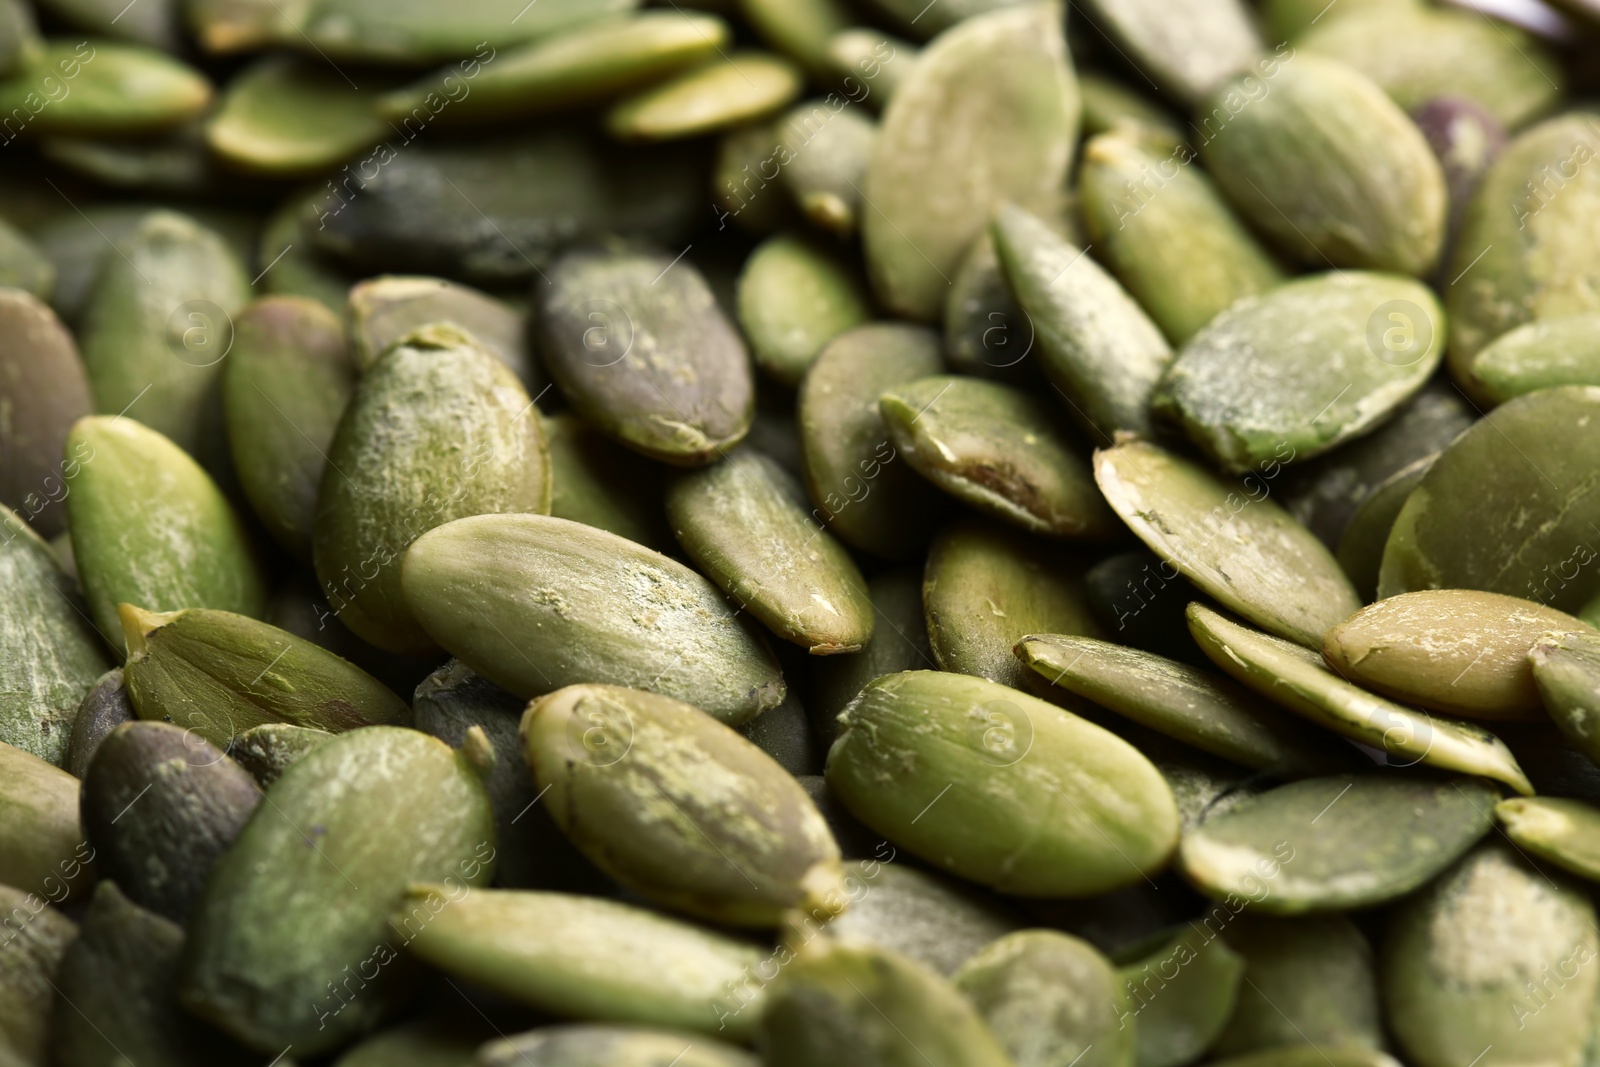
0,741,91,901
1444,113,1600,375
391,888,766,1041
1199,54,1447,276
120,605,408,748
759,939,1014,1067
1209,1050,1402,1067
777,102,875,236
863,2,1079,321
479,1025,760,1067
222,295,355,562
993,203,1172,440
822,859,1021,975
1188,602,1534,794
1334,455,1434,602
739,0,850,76
1297,5,1563,130
607,51,802,141
401,514,785,725
924,519,1103,692
312,132,701,286
1213,915,1384,1056
36,0,180,49
0,0,38,78
1382,843,1599,1067
65,667,130,779
1531,630,1600,765
1377,386,1600,615
0,883,75,1067
0,41,209,136
1181,774,1498,914
880,376,1119,539
1081,549,1203,663
1322,589,1596,720
737,235,870,386
1076,0,1262,105
206,55,392,176
187,0,275,52
825,670,1178,896
313,323,550,653
1497,796,1600,884
1154,272,1444,472
255,186,359,310
955,930,1134,1067
382,13,729,126
1468,312,1600,405
943,226,1045,385
544,412,671,551
226,722,330,789
1095,439,1359,648
1262,0,1414,41
52,881,257,1067
808,569,935,746
78,210,249,462
714,120,792,235
80,721,259,923
40,122,217,195
826,29,915,105
181,726,497,1054
332,1015,497,1067
1117,925,1245,1067
0,218,52,299
1079,130,1283,346
345,275,537,386
1079,74,1187,152
539,242,754,465
65,416,267,652
523,683,842,925
1017,635,1339,776
666,450,872,654
797,322,946,561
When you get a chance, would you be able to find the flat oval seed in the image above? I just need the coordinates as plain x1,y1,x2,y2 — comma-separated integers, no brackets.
1017,635,1339,776
1469,312,1600,405
777,102,875,236
740,0,851,75
1094,439,1360,648
479,1025,759,1067
943,226,1046,385
1154,272,1445,472
1334,455,1434,602
0,41,209,135
0,741,91,900
880,376,1119,539
924,519,1103,692
666,450,872,654
863,2,1079,321
713,120,792,235
206,54,390,176
1213,915,1384,1057
1377,386,1600,614
228,722,329,789
523,683,842,926
955,930,1134,1067
1297,5,1563,130
80,721,259,923
1200,55,1447,276
271,0,638,64
1445,113,1600,377
736,235,870,386
993,203,1172,440
607,51,802,141
332,1016,498,1067
222,295,355,562
65,416,267,651
1383,844,1599,1067
1075,0,1262,105
827,29,916,105
1079,130,1283,346
798,322,946,561
120,606,408,748
1497,796,1600,884
66,667,131,778
759,940,1014,1067
1188,603,1533,794
314,324,550,653
1079,74,1187,151
78,210,249,462
1533,630,1600,765
1323,590,1597,720
345,275,538,388
0,290,88,539
539,242,754,465
0,882,75,1066
401,514,785,725
380,13,730,126
1179,774,1497,914
544,412,671,552
822,859,1021,976
1117,925,1245,1067
0,217,52,300
1209,1050,1403,1067
391,888,765,1041
181,727,496,1054
825,670,1178,897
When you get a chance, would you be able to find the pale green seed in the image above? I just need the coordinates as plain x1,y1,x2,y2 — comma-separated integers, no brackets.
736,235,871,386
1076,0,1263,105
206,55,392,176
607,51,802,141
1117,925,1244,1067
1469,312,1600,405
1498,796,1600,885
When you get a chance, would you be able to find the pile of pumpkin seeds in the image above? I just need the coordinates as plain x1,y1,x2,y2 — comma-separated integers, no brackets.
6,0,1600,1063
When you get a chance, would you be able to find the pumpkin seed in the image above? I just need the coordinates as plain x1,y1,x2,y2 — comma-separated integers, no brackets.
739,0,850,77
822,858,1021,975
1076,0,1263,105
0,217,52,299
0,740,92,901
65,667,130,779
0,0,38,77
345,275,537,388
226,722,329,789
206,55,392,176
826,29,915,105
479,1025,760,1067
736,234,870,386
544,412,672,551
0,882,75,1067
1334,455,1434,603
1079,74,1187,151
1469,312,1600,405
332,1015,497,1067
777,102,875,236
1532,630,1600,766
1497,795,1600,884
808,568,934,747
607,52,802,142
0,41,209,135
1117,924,1245,1067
